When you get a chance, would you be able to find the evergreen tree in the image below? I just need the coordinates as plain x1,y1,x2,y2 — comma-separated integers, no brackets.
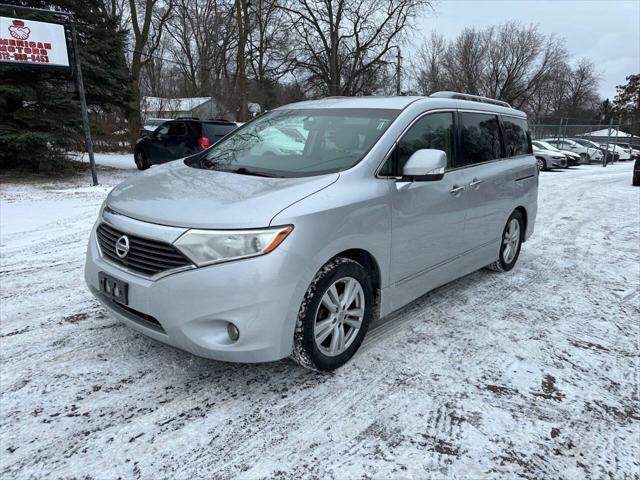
613,74,640,137
0,0,131,171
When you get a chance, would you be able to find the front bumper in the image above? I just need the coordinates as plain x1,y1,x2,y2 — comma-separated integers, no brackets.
84,219,306,363
550,157,567,168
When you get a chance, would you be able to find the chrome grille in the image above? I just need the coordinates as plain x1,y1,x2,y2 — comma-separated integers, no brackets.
96,223,193,277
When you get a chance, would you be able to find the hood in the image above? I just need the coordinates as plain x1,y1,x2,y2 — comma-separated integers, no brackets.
106,160,339,228
535,148,564,157
560,150,580,158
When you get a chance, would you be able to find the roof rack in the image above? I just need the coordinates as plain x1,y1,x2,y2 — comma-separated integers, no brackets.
205,118,236,123
175,116,200,120
429,91,511,108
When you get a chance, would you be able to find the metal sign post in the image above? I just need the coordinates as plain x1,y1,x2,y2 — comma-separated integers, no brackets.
0,5,98,185
70,22,98,185
603,118,613,167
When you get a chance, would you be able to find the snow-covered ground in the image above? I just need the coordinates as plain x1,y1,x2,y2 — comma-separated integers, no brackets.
1,160,639,479
69,151,137,170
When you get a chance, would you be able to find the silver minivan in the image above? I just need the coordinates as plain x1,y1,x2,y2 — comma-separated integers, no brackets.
85,92,538,371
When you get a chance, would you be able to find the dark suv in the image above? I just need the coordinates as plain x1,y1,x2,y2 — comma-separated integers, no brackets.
134,118,238,170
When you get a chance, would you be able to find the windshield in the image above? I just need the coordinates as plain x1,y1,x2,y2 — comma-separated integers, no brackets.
535,141,559,152
186,108,399,177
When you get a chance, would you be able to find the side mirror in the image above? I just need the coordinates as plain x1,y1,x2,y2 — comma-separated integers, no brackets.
401,149,447,181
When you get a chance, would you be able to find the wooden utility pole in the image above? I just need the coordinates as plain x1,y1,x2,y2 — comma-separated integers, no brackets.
235,0,249,121
396,47,402,96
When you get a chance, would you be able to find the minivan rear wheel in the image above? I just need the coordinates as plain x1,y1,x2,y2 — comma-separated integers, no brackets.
291,257,373,371
486,210,524,272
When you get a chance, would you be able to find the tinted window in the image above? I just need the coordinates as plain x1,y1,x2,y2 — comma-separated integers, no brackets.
203,123,238,142
503,117,532,157
167,122,187,136
380,112,455,176
460,112,503,165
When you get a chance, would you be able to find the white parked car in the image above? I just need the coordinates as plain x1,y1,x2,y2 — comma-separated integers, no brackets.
532,144,567,170
601,143,631,161
532,140,579,167
571,138,611,162
542,138,601,162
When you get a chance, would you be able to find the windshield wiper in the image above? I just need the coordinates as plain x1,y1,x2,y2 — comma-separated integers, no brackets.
224,167,283,178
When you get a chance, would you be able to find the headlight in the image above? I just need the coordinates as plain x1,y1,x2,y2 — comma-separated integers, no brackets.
174,225,293,266
96,199,107,219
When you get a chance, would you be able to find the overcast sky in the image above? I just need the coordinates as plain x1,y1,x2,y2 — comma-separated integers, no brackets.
417,0,640,99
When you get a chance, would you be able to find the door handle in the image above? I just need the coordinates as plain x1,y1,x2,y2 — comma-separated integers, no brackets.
469,178,483,188
450,185,466,195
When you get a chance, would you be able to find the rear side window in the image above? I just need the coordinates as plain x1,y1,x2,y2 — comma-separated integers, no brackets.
203,123,238,142
459,112,503,165
502,117,532,157
380,112,455,176
187,122,203,137
167,122,187,136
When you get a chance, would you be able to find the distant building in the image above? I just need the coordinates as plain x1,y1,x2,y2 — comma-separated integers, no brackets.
576,128,640,146
141,96,262,122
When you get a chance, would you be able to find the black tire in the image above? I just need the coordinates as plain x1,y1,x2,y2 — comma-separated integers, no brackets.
135,150,150,170
486,210,524,273
633,172,640,186
536,157,547,172
291,257,374,371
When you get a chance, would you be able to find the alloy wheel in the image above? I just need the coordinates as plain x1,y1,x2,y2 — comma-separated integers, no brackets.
313,277,365,357
502,218,521,264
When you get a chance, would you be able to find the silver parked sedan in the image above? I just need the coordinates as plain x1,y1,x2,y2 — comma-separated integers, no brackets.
85,92,538,371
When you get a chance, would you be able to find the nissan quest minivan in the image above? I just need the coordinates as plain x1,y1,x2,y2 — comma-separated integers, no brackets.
85,92,538,371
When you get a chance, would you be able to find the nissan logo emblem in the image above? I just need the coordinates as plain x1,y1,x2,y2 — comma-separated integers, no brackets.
115,235,130,258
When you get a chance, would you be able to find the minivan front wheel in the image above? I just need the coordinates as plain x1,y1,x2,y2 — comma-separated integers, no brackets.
486,210,524,272
291,257,373,371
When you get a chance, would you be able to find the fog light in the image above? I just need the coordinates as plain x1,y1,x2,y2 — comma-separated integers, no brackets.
227,323,240,341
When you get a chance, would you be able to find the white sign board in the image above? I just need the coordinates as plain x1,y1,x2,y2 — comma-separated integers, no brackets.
0,17,69,67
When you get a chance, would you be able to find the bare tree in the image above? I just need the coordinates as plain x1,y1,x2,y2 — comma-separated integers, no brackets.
411,22,568,110
165,0,236,97
282,0,431,96
126,0,173,145
246,0,295,109
563,58,601,116
411,31,447,95
104,0,129,27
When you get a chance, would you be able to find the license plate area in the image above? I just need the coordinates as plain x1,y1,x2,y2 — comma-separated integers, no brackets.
99,272,128,305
